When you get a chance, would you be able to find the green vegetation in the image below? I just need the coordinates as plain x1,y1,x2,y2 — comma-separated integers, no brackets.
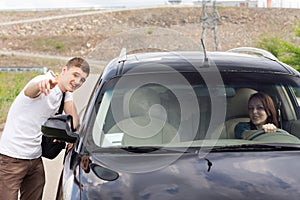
33,38,66,52
0,72,40,123
147,29,154,35
0,54,66,72
257,26,300,71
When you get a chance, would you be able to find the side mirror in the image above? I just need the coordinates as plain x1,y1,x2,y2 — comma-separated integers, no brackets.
41,114,79,143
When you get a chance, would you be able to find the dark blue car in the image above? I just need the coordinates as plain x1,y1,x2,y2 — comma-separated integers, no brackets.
42,47,300,200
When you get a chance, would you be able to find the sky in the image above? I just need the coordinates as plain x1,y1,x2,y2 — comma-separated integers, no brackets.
0,0,299,10
0,0,169,9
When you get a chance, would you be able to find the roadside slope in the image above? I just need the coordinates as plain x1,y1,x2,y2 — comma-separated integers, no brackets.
0,6,299,71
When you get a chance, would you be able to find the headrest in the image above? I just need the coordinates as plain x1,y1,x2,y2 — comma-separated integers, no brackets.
124,86,162,117
226,88,256,118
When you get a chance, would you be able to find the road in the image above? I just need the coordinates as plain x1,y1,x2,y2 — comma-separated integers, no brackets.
42,152,65,200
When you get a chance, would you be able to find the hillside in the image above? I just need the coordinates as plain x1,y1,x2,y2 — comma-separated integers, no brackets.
0,6,299,73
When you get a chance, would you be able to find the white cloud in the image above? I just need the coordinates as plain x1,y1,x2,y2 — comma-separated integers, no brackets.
0,0,167,9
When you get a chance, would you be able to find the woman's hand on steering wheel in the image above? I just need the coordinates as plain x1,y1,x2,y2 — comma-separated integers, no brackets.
262,123,277,133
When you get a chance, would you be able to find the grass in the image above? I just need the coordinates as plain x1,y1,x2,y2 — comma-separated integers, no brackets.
0,72,40,123
0,54,67,71
33,38,66,52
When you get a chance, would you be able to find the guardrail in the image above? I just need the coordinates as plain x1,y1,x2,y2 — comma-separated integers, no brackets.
0,67,48,73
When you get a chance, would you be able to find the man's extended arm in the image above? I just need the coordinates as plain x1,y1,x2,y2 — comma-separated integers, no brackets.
24,78,58,98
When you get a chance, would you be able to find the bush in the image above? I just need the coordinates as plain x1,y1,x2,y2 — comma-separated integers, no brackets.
0,72,40,123
257,27,300,71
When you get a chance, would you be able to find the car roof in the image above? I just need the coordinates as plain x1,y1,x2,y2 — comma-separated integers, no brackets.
102,50,300,79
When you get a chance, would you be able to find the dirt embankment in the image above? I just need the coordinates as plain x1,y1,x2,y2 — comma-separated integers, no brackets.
0,6,299,71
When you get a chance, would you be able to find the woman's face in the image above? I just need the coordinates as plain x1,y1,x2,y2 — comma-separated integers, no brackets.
248,97,268,128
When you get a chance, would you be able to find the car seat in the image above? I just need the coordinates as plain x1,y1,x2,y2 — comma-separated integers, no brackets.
108,86,179,146
223,88,257,139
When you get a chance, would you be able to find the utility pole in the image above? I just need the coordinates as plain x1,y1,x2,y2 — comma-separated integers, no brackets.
201,0,221,50
245,0,250,7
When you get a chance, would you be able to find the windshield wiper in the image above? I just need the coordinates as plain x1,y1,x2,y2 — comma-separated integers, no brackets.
121,146,191,154
90,146,189,154
208,143,300,152
121,146,160,153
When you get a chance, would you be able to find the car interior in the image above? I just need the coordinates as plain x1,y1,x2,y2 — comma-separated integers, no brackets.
93,79,300,147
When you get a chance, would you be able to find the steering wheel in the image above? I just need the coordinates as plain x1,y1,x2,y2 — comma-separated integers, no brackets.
246,128,298,141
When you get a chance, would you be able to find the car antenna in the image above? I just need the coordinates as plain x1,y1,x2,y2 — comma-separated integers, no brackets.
118,48,127,63
201,39,209,67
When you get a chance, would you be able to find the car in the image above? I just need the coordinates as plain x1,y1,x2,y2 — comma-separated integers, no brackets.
42,47,300,200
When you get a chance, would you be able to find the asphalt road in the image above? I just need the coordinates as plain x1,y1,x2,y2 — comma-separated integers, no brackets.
42,152,65,200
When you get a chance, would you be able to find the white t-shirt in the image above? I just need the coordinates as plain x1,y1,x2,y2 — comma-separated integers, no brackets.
0,72,73,159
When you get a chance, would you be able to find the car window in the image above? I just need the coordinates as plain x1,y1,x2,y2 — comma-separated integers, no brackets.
87,71,300,151
291,86,300,105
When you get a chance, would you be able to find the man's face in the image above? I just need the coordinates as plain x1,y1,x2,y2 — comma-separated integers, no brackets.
60,66,88,92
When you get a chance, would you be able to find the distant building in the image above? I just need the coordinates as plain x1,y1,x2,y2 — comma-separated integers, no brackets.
168,0,182,4
192,0,300,8
258,0,300,8
193,0,258,8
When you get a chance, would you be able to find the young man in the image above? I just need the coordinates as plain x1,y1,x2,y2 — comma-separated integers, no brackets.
0,57,90,200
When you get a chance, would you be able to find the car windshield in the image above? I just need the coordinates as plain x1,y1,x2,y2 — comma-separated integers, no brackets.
85,70,300,152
